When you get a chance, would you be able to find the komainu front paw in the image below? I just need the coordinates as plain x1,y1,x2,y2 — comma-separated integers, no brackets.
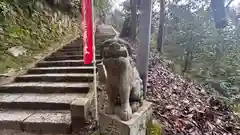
131,102,140,113
120,105,132,121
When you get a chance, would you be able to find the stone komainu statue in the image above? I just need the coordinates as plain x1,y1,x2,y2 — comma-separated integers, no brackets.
99,37,133,59
97,37,143,121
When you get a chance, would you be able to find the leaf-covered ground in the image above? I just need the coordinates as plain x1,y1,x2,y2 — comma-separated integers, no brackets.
125,39,240,135
149,55,240,134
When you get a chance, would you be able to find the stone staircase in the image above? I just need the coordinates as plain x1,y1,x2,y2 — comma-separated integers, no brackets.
0,37,104,134
0,24,116,134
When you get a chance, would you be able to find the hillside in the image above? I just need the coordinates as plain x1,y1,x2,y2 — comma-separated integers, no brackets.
0,0,81,76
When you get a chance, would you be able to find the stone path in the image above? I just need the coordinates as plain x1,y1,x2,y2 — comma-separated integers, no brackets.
0,25,116,134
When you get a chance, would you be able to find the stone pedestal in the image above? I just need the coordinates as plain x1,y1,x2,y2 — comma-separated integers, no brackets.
99,101,152,135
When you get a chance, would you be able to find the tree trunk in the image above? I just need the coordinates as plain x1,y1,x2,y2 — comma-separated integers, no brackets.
211,0,227,28
157,0,165,53
183,51,193,73
119,16,131,38
130,0,137,39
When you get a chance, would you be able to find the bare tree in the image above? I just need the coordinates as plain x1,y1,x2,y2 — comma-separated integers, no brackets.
157,0,165,53
119,1,131,38
130,0,137,39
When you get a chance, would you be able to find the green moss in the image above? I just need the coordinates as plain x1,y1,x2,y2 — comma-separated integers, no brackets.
146,119,163,135
233,104,240,114
90,130,100,135
0,1,81,74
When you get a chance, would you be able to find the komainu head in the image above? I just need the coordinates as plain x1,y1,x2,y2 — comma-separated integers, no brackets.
103,42,129,59
100,37,132,59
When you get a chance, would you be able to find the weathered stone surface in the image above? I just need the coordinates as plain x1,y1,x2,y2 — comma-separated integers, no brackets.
0,110,34,130
44,55,101,61
0,24,119,134
61,45,101,51
70,98,89,118
36,60,92,67
36,60,101,67
99,101,152,135
45,55,84,61
0,93,87,110
99,37,133,58
15,73,94,82
23,110,71,133
52,50,100,56
58,48,101,54
70,91,94,132
100,39,143,121
95,24,116,39
27,66,95,74
51,51,84,56
14,94,52,103
48,94,85,104
0,82,90,93
0,93,22,102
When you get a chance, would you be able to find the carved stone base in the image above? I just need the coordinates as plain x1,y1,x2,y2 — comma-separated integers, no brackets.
99,101,152,135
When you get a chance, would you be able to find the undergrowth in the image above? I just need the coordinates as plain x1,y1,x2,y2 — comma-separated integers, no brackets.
0,0,81,74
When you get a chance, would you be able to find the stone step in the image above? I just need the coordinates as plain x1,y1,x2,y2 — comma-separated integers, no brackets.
0,82,90,93
27,67,95,74
51,51,83,56
15,73,94,83
36,60,101,67
65,39,81,46
44,55,102,61
0,93,86,110
57,49,101,54
95,34,115,39
36,60,90,67
59,48,83,52
61,45,101,50
0,109,71,133
52,50,101,56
